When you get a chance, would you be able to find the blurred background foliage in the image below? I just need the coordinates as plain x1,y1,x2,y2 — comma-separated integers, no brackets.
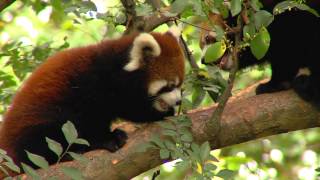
0,0,319,179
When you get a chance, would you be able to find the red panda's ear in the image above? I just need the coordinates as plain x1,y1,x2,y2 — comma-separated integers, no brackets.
124,33,161,72
166,26,181,41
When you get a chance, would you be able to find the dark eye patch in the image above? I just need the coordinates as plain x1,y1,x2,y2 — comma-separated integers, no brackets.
157,85,175,95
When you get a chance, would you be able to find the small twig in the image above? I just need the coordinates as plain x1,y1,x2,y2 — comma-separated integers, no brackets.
205,14,242,147
175,18,214,32
180,35,199,69
120,0,140,34
175,18,241,35
151,169,160,180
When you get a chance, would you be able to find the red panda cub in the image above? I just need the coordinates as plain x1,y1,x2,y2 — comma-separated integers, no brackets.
0,27,185,171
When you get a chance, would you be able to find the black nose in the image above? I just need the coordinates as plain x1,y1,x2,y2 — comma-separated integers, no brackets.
176,100,182,105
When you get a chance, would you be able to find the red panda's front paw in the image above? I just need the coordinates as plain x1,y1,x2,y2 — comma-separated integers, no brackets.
104,129,128,152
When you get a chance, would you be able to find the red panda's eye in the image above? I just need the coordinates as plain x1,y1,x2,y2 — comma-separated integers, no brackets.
205,35,215,44
158,85,175,94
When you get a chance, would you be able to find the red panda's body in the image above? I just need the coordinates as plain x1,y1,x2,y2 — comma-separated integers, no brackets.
0,29,185,173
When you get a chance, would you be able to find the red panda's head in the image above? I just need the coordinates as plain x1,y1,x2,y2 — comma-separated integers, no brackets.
123,27,185,112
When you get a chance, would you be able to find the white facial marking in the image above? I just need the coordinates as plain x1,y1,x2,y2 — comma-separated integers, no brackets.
148,80,167,95
124,33,161,72
297,67,311,77
175,77,180,86
153,88,182,112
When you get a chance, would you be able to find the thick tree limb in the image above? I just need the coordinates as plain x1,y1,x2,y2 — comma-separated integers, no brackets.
121,0,176,34
0,0,15,13
22,84,320,180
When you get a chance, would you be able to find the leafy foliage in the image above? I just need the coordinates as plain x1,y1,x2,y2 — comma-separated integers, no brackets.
0,0,320,179
143,115,236,179
0,121,89,179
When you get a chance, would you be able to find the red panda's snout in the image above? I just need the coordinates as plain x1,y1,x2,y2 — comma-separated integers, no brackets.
147,79,182,112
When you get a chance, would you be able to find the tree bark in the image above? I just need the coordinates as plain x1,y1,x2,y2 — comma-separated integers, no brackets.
0,0,15,12
21,84,319,180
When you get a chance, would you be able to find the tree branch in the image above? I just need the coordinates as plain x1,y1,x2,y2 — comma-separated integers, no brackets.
0,0,15,13
121,0,177,34
23,83,320,179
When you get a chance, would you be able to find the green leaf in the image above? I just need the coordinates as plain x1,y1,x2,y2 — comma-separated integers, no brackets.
192,86,206,108
181,133,193,142
170,0,192,14
162,129,177,137
214,25,225,41
164,140,176,150
218,3,229,19
191,143,200,154
79,1,97,13
62,121,78,144
200,141,211,162
135,4,153,16
25,151,49,170
178,119,192,127
190,0,204,16
216,169,236,179
61,166,84,180
175,160,191,170
114,12,126,24
243,23,256,39
159,149,170,159
3,162,20,173
0,150,15,164
231,0,242,16
21,163,41,180
67,152,89,164
74,138,90,146
204,41,226,63
250,27,270,60
159,122,176,130
254,10,274,29
204,163,217,171
46,137,63,158
250,0,262,11
150,135,165,148
273,1,319,17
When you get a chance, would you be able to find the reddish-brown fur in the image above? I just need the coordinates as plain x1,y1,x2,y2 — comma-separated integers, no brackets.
0,31,185,177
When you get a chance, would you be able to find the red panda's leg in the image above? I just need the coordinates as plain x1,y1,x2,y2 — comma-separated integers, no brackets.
294,68,320,107
88,128,128,152
256,62,299,94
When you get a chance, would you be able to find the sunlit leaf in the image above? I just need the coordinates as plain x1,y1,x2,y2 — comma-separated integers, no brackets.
273,0,319,17
216,169,236,179
21,163,41,180
181,133,193,142
3,162,20,173
164,140,176,150
160,149,170,159
46,137,63,158
67,152,89,164
62,121,78,144
25,151,49,170
231,0,242,16
250,27,270,60
204,41,226,63
254,10,274,29
200,142,211,162
74,138,90,146
150,135,165,148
